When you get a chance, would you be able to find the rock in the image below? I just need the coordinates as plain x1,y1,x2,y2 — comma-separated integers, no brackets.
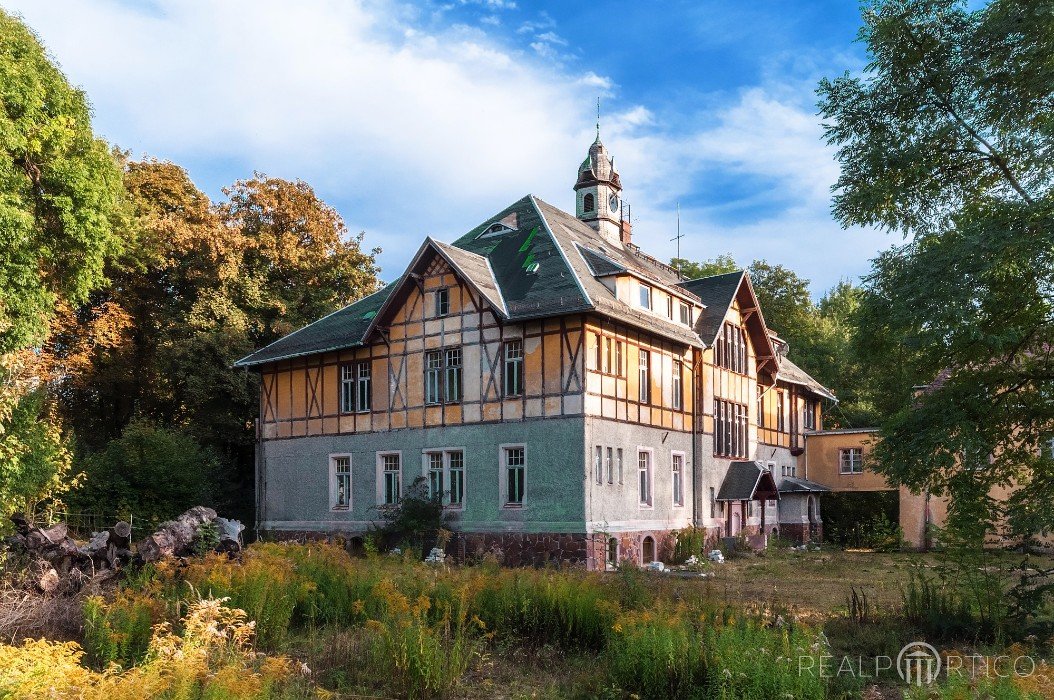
708,550,725,564
214,517,245,553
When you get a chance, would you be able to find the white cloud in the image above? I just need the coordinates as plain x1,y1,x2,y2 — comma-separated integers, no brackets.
2,0,880,293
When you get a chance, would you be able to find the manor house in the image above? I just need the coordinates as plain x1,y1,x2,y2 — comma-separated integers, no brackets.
235,133,837,569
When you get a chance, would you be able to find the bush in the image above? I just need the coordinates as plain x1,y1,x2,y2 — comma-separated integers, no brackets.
71,419,220,531
672,527,707,564
2,598,309,699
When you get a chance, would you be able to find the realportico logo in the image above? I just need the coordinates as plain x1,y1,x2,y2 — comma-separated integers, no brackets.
897,642,941,686
799,640,1038,686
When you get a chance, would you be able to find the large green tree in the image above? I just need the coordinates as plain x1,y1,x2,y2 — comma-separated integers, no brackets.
61,165,380,523
0,11,125,520
819,0,1054,543
672,254,877,425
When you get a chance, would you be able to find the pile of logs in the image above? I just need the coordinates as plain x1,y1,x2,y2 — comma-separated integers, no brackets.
5,506,245,593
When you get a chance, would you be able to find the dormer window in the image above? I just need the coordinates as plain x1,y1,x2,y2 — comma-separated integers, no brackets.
638,284,652,310
478,221,514,239
583,193,595,213
679,303,692,325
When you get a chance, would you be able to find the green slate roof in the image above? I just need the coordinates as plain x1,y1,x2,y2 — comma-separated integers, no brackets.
234,283,396,367
676,271,746,347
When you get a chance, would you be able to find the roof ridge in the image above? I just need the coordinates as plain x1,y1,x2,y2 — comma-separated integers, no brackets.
529,194,594,309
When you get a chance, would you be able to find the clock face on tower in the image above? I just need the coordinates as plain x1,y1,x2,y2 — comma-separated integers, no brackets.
608,194,620,214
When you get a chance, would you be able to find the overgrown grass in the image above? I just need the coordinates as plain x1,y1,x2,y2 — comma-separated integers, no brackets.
1,598,312,700
78,542,828,699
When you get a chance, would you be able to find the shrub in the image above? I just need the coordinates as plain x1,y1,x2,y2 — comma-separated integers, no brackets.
1,598,308,699
672,527,707,564
82,591,164,668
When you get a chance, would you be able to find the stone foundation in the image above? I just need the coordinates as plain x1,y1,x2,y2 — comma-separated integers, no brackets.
451,531,591,568
779,522,823,545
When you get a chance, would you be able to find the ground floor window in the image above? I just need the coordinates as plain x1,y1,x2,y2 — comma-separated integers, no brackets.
330,455,351,511
672,452,685,507
379,452,401,505
503,446,525,506
606,537,619,570
423,449,465,507
637,450,653,507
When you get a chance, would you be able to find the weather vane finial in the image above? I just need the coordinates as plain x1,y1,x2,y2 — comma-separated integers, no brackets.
596,96,601,138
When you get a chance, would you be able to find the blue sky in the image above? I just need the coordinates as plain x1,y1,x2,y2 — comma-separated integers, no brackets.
6,0,892,296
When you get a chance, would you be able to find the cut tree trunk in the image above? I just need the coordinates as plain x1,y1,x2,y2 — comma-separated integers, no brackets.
136,506,217,562
109,521,131,549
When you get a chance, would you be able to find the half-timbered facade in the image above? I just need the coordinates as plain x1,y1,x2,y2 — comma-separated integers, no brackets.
236,133,836,568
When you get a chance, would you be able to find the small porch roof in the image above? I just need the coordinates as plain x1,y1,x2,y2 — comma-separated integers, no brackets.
777,477,832,494
716,461,780,501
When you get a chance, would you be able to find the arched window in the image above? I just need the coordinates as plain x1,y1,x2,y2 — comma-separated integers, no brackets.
583,193,595,213
641,535,656,564
606,537,619,570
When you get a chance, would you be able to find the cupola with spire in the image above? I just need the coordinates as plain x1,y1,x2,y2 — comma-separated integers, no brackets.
574,124,624,246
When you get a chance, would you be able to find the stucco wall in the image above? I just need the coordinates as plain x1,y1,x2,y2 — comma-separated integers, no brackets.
803,430,888,492
259,417,588,534
583,417,694,534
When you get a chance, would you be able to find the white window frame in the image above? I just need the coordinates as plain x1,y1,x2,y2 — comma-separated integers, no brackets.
421,448,466,509
594,445,603,484
605,447,614,484
839,447,864,475
672,359,683,411
376,451,402,505
500,444,526,508
435,288,450,317
355,361,371,413
679,302,691,326
638,283,652,310
339,365,355,414
503,339,524,397
637,447,654,508
617,447,624,484
671,450,685,507
330,453,352,512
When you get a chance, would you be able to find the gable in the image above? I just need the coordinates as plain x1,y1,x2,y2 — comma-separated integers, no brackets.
367,240,503,334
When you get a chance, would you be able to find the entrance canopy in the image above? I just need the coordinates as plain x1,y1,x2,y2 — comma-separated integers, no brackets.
716,461,780,502
777,477,831,495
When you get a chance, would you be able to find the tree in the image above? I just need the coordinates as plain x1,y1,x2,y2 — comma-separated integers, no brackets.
58,166,381,524
73,419,218,530
671,254,738,280
0,11,125,522
0,11,126,353
819,0,1054,542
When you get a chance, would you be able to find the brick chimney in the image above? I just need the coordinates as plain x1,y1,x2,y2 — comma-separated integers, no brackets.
619,204,632,245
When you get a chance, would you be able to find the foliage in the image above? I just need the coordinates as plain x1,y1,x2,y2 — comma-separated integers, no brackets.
0,10,126,354
112,542,829,699
672,526,707,564
71,419,218,530
819,0,1054,556
192,521,221,556
0,386,75,521
374,476,451,557
1,597,308,700
82,592,162,668
670,254,879,426
822,491,902,550
57,163,381,525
